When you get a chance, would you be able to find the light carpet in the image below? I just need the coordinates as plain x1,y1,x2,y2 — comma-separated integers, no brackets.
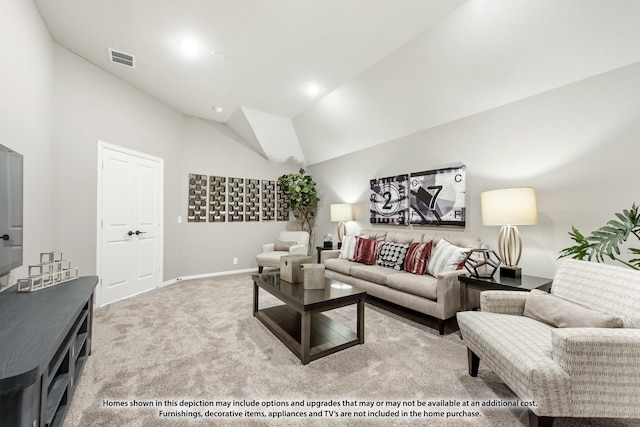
62,274,637,427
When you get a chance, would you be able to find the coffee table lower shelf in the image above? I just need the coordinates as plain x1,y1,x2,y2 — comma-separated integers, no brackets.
255,305,361,364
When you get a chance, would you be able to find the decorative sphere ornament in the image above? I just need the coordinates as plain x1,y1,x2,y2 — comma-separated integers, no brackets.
463,249,501,278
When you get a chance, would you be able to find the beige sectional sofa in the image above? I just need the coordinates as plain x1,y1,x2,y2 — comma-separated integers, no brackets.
321,228,483,334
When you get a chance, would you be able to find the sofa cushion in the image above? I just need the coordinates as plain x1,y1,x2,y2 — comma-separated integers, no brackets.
386,271,438,300
351,237,381,265
385,231,425,245
324,258,359,276
524,289,624,328
427,239,470,276
403,241,433,275
376,242,409,270
350,265,396,285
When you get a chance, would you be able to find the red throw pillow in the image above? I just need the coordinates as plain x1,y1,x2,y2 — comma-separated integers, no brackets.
351,237,381,265
403,241,433,274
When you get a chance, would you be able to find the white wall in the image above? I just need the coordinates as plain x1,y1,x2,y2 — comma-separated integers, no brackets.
309,62,640,279
0,1,54,290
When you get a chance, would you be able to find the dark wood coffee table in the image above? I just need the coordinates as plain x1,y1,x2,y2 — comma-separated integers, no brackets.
252,272,365,365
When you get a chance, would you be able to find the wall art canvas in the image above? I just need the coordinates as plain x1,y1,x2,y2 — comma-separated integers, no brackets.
261,180,276,221
245,178,260,221
188,173,208,222
208,175,226,222
369,174,410,225
227,177,244,222
409,165,466,227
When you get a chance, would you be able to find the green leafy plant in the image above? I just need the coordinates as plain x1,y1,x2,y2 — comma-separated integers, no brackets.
277,168,319,243
558,203,640,270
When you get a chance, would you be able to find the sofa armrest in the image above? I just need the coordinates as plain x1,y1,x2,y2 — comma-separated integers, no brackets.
551,328,640,412
435,270,466,319
480,290,528,315
321,249,341,263
262,243,275,253
288,245,308,256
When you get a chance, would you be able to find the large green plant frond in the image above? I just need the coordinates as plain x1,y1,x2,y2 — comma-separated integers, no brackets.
558,203,640,270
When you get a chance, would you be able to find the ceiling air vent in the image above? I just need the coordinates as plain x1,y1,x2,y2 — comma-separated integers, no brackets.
108,48,135,68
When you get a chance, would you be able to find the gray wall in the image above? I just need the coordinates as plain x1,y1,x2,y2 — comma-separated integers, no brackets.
309,62,640,278
0,1,54,289
51,47,298,281
1,2,298,287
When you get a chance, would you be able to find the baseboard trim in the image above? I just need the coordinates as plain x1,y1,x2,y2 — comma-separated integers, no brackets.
161,268,257,287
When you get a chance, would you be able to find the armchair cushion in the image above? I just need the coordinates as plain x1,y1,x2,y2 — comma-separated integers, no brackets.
481,290,528,316
274,239,297,251
524,289,624,328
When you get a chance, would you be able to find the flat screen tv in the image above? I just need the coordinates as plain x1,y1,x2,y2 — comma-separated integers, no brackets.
0,144,23,277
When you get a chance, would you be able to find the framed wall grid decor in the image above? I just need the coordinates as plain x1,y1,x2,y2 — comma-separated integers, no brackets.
186,174,291,223
227,177,244,222
262,180,276,221
208,175,226,222
188,173,208,222
245,179,260,221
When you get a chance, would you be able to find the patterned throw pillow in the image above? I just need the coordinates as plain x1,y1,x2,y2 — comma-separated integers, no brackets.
403,241,433,275
376,242,410,270
427,239,470,277
351,237,381,265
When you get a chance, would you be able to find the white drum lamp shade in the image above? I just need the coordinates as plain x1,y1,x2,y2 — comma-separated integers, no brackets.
330,204,354,242
481,188,537,276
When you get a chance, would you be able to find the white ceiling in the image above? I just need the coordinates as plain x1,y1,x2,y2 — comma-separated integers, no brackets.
34,0,640,165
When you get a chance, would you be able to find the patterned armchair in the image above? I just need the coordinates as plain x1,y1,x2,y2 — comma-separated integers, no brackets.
256,231,309,273
457,259,640,427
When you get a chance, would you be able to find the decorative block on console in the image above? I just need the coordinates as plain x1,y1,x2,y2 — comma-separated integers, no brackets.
18,251,79,293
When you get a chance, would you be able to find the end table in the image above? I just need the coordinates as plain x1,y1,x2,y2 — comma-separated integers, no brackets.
459,274,552,311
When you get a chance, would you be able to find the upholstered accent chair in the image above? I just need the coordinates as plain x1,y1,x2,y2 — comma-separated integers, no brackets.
256,231,309,273
457,259,640,427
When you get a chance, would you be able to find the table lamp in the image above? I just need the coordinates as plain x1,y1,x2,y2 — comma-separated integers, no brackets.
481,188,537,277
330,203,353,246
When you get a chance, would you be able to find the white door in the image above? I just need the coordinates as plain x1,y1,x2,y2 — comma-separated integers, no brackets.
97,142,163,306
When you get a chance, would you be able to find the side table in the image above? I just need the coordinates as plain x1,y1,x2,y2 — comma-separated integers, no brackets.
459,274,552,311
315,245,339,263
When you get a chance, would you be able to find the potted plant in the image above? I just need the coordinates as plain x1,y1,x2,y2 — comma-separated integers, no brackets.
278,168,320,250
558,203,640,270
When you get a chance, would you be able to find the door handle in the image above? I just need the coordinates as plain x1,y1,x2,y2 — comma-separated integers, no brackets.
1,234,9,241
127,231,134,236
135,230,147,235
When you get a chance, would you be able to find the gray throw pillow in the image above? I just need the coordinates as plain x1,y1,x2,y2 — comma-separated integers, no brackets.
523,289,623,328
274,240,296,251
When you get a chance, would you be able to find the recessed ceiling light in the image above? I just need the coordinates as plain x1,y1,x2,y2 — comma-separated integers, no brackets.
307,84,320,95
179,39,200,56
212,106,224,112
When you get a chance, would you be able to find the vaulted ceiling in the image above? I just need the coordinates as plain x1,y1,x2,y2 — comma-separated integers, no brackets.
34,0,640,165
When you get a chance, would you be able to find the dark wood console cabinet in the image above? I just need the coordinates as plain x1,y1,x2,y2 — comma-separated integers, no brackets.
0,276,98,427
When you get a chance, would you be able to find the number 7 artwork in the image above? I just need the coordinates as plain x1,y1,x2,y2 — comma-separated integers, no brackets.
409,165,466,226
